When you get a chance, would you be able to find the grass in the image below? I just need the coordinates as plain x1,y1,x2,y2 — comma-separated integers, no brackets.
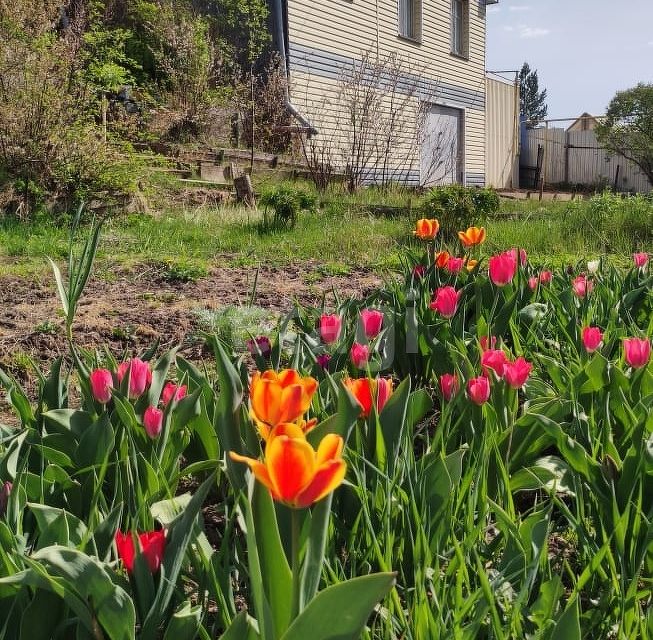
0,184,650,278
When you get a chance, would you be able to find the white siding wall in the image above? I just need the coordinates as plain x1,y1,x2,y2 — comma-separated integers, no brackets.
485,76,519,189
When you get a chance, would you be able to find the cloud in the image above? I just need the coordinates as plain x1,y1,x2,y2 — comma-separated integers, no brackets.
509,5,531,11
519,26,550,39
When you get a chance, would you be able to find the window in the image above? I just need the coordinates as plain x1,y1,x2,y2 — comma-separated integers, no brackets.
451,0,468,57
398,0,421,42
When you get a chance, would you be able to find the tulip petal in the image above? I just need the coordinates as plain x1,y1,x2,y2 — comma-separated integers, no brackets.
296,460,346,508
278,369,301,386
266,435,315,503
229,451,277,497
279,384,306,423
251,378,282,425
316,433,344,465
268,422,306,441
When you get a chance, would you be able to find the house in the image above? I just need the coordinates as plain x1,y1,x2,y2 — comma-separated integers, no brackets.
269,0,494,187
566,112,601,132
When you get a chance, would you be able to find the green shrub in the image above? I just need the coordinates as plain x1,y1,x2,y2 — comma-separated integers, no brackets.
259,184,317,230
420,185,499,234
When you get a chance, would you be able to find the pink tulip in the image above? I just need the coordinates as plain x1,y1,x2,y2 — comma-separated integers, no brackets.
376,378,393,413
508,248,528,266
445,257,465,274
143,406,163,438
488,252,517,286
316,353,332,370
0,481,12,518
440,373,460,401
528,277,539,291
246,336,272,357
504,357,532,389
572,275,593,298
539,270,553,284
161,382,187,406
117,358,152,399
412,265,426,279
360,309,384,339
582,327,603,353
350,342,370,369
481,349,508,379
89,368,113,404
623,337,651,369
479,335,497,351
320,314,342,345
634,252,648,268
429,286,462,319
467,376,491,405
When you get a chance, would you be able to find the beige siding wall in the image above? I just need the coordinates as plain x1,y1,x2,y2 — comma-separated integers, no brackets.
286,0,487,185
485,76,519,189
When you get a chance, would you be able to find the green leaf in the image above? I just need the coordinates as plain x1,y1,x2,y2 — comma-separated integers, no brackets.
29,504,87,548
281,573,396,640
510,456,575,496
219,610,260,640
76,413,114,468
545,598,581,640
300,495,332,609
43,409,92,437
163,601,203,640
378,377,411,473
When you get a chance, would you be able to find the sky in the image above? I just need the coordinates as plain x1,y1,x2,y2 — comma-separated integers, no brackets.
486,0,653,121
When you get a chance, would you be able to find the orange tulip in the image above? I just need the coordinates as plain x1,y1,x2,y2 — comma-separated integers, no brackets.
414,218,440,240
434,250,450,269
249,369,318,438
458,226,486,247
465,258,478,271
229,424,346,509
345,377,393,418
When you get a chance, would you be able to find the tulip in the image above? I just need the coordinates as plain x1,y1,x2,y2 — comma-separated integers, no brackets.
458,226,486,247
320,314,342,345
488,252,517,286
467,376,491,405
115,530,166,574
623,337,651,369
345,377,393,418
414,218,440,240
587,260,600,274
350,342,370,369
539,270,553,284
435,251,450,269
360,309,384,339
247,336,272,357
508,248,528,266
249,369,318,436
504,357,532,389
230,426,346,509
445,257,465,274
440,373,460,401
634,252,649,268
582,326,603,353
143,406,163,438
481,349,508,379
572,275,593,298
412,265,426,279
161,381,187,406
479,335,497,351
429,286,462,319
316,353,331,370
465,258,478,272
117,358,152,399
89,368,113,404
0,481,12,518
528,276,539,291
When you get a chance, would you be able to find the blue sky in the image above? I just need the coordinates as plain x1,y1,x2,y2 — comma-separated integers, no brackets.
486,0,653,121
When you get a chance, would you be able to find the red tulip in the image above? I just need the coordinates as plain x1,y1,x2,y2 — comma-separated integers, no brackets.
115,530,166,574
445,257,465,274
350,342,370,369
0,481,12,518
634,252,649,268
90,368,113,404
345,377,393,418
161,382,187,406
429,286,462,319
528,277,539,291
508,248,528,266
440,373,460,401
316,353,331,370
467,376,491,405
320,314,342,345
412,265,426,278
582,326,603,353
479,335,497,351
623,337,651,369
539,270,553,284
117,358,152,399
481,349,508,379
488,252,517,286
360,309,384,339
572,275,593,298
247,336,272,357
143,406,163,438
504,357,532,389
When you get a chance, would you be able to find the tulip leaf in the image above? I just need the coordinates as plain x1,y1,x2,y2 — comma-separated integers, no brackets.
379,377,411,474
300,494,333,609
43,409,92,438
146,348,179,410
28,504,87,549
219,610,260,640
76,413,114,468
163,601,203,640
280,573,396,640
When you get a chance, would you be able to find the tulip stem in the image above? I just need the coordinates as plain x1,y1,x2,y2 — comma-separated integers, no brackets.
290,508,302,621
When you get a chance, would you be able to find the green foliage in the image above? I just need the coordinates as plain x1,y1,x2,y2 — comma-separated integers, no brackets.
259,184,317,230
595,83,653,187
519,61,548,125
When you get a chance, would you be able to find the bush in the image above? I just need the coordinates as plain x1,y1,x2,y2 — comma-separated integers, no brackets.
259,184,317,230
420,184,500,234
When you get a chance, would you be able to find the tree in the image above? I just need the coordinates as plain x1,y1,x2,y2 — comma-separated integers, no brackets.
519,62,548,126
595,83,653,187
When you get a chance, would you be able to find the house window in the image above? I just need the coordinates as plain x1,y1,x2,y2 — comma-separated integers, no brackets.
398,0,421,41
451,0,468,57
